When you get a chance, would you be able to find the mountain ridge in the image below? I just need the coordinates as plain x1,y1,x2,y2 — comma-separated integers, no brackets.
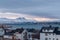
0,17,37,24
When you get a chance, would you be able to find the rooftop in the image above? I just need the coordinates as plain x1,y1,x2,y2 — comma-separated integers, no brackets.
40,25,57,33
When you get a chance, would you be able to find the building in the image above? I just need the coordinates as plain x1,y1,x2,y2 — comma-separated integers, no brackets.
4,28,28,40
31,33,40,40
22,29,28,40
53,27,60,40
4,29,16,40
0,28,5,40
27,28,40,40
14,32,23,40
40,26,60,40
0,24,13,40
14,28,27,40
4,33,14,40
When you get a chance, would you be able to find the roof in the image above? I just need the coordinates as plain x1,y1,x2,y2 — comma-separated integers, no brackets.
40,25,57,33
41,27,55,30
15,28,24,33
54,27,60,35
40,26,60,35
5,28,24,35
4,32,14,36
7,28,24,34
27,28,40,33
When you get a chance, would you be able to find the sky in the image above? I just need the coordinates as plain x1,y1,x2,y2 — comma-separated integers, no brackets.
0,0,60,21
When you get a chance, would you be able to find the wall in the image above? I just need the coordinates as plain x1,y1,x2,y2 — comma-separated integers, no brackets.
40,33,57,40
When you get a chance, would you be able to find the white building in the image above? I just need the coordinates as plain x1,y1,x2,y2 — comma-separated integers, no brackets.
14,32,23,40
4,35,13,39
40,26,60,40
14,28,28,40
0,28,4,36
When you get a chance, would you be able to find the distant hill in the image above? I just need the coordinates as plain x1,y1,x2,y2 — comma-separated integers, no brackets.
0,17,37,24
0,17,60,25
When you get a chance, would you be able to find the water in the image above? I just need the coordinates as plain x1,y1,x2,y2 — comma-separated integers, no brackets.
8,24,42,29
6,24,60,29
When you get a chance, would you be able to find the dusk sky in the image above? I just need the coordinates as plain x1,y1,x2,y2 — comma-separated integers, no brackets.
0,0,60,21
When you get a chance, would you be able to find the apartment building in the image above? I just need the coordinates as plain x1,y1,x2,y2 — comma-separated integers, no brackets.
40,26,60,40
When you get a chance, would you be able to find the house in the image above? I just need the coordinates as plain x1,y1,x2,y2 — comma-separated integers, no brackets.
4,28,28,40
14,28,40,40
27,28,40,40
4,28,25,40
22,29,28,40
14,32,22,40
14,28,26,40
3,29,15,40
0,24,12,40
0,28,5,40
4,33,13,40
4,28,17,40
40,25,60,40
53,27,60,40
0,28,4,36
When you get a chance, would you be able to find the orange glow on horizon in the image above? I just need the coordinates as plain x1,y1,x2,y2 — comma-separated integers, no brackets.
33,17,59,22
0,12,59,22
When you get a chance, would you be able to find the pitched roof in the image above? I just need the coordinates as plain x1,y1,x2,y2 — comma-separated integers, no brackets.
27,28,40,33
5,28,24,35
40,25,57,33
15,28,24,33
53,27,60,35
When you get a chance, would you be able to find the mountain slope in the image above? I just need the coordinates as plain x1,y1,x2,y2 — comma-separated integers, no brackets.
0,17,37,24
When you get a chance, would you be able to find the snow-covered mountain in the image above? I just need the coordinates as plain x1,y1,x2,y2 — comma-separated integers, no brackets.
0,17,37,24
16,17,36,22
0,17,59,24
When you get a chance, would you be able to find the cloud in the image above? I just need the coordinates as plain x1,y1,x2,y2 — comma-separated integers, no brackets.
0,0,60,20
0,12,32,19
0,12,58,22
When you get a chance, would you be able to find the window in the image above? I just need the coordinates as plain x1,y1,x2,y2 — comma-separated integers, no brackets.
56,38,58,40
53,38,54,40
28,34,30,38
49,33,51,35
53,33,55,35
45,38,48,40
45,33,48,36
49,38,51,40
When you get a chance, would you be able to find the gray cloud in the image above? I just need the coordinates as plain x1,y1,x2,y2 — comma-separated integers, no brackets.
0,0,60,19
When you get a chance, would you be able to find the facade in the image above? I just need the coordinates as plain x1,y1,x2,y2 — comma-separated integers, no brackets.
4,35,13,40
40,26,60,40
14,28,28,40
14,32,23,40
27,29,40,40
22,29,28,40
0,28,4,36
0,28,4,40
31,33,40,40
